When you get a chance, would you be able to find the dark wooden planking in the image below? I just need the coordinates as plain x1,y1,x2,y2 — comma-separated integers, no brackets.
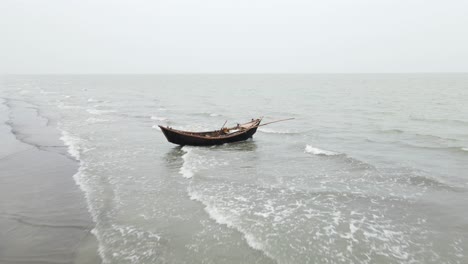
159,119,261,146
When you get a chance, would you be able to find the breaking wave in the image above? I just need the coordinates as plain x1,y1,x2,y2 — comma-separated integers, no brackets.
305,145,341,156
187,189,270,257
178,147,269,258
59,129,105,263
60,130,82,160
179,147,195,178
178,146,230,179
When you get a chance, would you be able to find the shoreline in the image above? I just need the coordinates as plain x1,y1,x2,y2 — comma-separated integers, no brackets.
0,98,100,264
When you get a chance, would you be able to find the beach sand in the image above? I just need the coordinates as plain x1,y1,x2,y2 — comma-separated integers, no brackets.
0,98,100,264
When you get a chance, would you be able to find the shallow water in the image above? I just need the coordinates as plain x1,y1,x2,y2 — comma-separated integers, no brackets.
1,74,468,263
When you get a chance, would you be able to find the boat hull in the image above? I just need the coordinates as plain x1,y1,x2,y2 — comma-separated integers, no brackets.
158,120,260,146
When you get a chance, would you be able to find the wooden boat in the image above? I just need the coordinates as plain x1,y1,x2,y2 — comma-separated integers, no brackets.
159,118,262,146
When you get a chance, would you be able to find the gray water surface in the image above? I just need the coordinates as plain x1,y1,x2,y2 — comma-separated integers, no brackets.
2,74,467,264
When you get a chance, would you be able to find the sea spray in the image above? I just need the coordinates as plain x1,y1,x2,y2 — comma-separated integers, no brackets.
305,145,340,156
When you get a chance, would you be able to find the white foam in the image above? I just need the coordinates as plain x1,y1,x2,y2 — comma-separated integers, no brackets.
462,147,468,152
178,146,229,178
112,224,161,241
332,211,342,225
349,220,359,236
150,116,168,121
188,189,269,255
60,130,81,160
179,147,194,178
59,129,107,263
179,166,194,178
209,113,220,117
87,109,116,115
243,233,266,252
305,145,340,156
179,149,272,257
86,117,109,123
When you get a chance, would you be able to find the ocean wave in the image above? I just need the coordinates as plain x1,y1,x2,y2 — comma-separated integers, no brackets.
258,128,300,135
86,117,109,124
377,168,464,192
190,112,221,117
396,142,468,154
180,147,195,178
112,224,161,241
364,138,398,144
410,116,468,126
115,113,150,120
87,97,104,103
59,130,81,160
150,116,168,121
414,133,458,142
57,102,81,109
186,184,424,263
403,175,456,190
188,189,270,257
87,109,116,115
377,128,459,142
117,113,168,122
178,147,230,179
59,129,105,263
305,145,341,156
40,89,57,95
379,129,405,134
108,224,162,262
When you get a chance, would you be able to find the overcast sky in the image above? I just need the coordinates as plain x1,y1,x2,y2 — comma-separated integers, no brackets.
1,0,468,74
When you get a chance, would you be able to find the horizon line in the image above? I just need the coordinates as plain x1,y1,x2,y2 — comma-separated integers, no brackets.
2,72,468,76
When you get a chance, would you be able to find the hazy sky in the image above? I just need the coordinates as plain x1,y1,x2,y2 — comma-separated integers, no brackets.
1,0,468,74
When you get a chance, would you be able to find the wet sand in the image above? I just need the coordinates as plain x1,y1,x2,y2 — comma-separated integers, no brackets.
0,98,100,264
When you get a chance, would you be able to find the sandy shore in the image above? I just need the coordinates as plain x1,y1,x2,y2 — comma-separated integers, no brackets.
0,98,100,264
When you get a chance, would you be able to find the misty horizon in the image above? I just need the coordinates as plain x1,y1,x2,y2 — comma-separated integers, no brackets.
2,0,468,74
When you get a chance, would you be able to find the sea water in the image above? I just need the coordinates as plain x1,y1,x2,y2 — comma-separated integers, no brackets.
1,74,467,263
